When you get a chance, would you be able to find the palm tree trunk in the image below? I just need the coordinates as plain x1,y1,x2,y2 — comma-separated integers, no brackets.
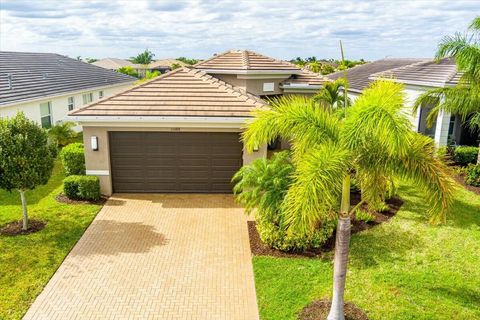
477,142,480,164
327,175,351,320
19,190,28,230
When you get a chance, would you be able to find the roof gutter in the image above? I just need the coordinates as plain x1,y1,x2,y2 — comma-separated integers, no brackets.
68,115,251,129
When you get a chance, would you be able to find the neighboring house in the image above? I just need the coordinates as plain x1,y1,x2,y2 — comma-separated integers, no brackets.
0,51,135,128
148,59,187,73
69,50,330,195
327,58,471,147
92,58,147,76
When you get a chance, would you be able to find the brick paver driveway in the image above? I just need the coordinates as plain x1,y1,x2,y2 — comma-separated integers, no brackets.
24,194,259,320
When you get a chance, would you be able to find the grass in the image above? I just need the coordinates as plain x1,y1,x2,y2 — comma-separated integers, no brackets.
253,183,480,320
0,160,101,320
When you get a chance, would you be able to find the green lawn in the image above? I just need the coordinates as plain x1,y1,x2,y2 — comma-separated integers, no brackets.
0,161,101,320
253,183,480,320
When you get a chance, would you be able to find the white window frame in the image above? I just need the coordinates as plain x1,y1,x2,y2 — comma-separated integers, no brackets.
40,101,52,128
82,92,93,104
68,96,75,111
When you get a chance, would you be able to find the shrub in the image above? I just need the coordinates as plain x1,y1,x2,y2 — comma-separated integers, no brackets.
48,122,77,147
48,142,58,158
453,146,478,166
60,143,85,176
355,209,375,223
465,164,480,187
232,151,335,252
63,175,100,200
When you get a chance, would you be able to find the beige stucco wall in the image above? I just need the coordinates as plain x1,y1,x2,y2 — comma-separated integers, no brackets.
82,125,267,195
0,83,133,130
210,74,291,96
210,74,247,89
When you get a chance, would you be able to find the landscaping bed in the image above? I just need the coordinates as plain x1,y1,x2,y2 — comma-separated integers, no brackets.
454,173,480,195
298,299,369,320
0,219,46,236
55,193,108,205
248,195,404,258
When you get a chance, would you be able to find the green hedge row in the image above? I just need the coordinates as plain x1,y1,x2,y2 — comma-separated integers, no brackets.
60,143,85,176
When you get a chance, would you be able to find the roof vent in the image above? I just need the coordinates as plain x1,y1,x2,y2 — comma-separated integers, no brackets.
7,73,12,90
43,73,48,79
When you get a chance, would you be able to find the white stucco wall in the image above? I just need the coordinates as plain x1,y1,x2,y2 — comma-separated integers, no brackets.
0,83,133,129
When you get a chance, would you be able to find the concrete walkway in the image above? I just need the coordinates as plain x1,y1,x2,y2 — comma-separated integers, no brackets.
23,194,259,320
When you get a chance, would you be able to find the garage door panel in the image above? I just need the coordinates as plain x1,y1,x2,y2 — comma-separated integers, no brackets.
110,132,242,193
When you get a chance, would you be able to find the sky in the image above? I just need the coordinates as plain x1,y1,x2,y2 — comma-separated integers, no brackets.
0,0,478,62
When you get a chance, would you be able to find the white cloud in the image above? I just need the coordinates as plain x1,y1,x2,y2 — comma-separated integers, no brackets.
0,0,477,61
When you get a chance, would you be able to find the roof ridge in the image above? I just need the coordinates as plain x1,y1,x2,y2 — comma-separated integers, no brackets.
369,59,434,79
242,51,250,69
187,68,266,106
191,50,232,68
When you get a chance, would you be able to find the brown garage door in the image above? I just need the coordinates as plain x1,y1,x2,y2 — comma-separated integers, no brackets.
109,132,243,193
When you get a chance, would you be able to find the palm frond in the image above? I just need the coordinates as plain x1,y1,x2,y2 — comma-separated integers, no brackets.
282,142,350,233
469,16,480,32
390,133,456,224
242,95,340,153
342,80,412,157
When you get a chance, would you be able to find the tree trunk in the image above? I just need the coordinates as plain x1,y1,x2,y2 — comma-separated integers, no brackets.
19,190,28,230
327,175,351,320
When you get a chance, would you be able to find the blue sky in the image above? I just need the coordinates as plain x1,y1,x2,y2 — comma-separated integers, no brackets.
0,0,478,61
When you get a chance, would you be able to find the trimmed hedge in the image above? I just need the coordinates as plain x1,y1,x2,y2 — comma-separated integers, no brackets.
60,143,85,176
63,175,100,200
453,146,478,166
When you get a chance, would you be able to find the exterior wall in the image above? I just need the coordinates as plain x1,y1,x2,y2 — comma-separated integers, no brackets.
244,77,291,96
82,125,267,195
210,74,247,89
0,83,133,129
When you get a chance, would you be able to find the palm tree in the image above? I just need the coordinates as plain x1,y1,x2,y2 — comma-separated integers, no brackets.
242,80,455,320
130,49,155,65
414,16,480,163
313,79,351,111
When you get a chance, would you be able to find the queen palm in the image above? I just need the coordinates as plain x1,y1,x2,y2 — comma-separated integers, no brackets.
242,80,455,320
414,16,480,163
313,79,351,111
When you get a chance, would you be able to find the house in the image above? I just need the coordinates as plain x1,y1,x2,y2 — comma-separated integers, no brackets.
69,50,329,195
0,51,135,128
148,59,187,73
92,58,147,76
327,58,472,147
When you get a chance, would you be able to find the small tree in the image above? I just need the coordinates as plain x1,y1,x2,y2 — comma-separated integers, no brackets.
117,66,139,78
0,113,54,230
130,49,155,65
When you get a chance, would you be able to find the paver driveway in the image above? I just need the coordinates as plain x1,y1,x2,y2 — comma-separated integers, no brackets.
23,194,259,320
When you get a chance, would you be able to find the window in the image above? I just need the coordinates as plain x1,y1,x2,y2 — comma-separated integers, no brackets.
82,92,93,104
40,102,52,128
68,96,75,111
263,82,274,92
99,90,104,99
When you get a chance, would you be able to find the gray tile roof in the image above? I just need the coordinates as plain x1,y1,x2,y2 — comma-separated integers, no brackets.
327,58,426,92
371,58,461,87
0,51,136,106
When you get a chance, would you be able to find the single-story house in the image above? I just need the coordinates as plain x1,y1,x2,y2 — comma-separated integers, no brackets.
327,58,473,147
148,59,187,73
0,51,135,128
69,50,328,195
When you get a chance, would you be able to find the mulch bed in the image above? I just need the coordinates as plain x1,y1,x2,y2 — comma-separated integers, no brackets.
298,298,369,320
248,194,404,258
0,219,46,236
55,193,108,205
454,173,480,195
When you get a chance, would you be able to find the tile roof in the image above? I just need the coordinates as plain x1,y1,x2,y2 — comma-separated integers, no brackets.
92,58,143,70
282,69,330,86
0,52,135,106
371,58,461,87
69,67,266,118
148,59,187,69
194,50,300,71
327,58,426,92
